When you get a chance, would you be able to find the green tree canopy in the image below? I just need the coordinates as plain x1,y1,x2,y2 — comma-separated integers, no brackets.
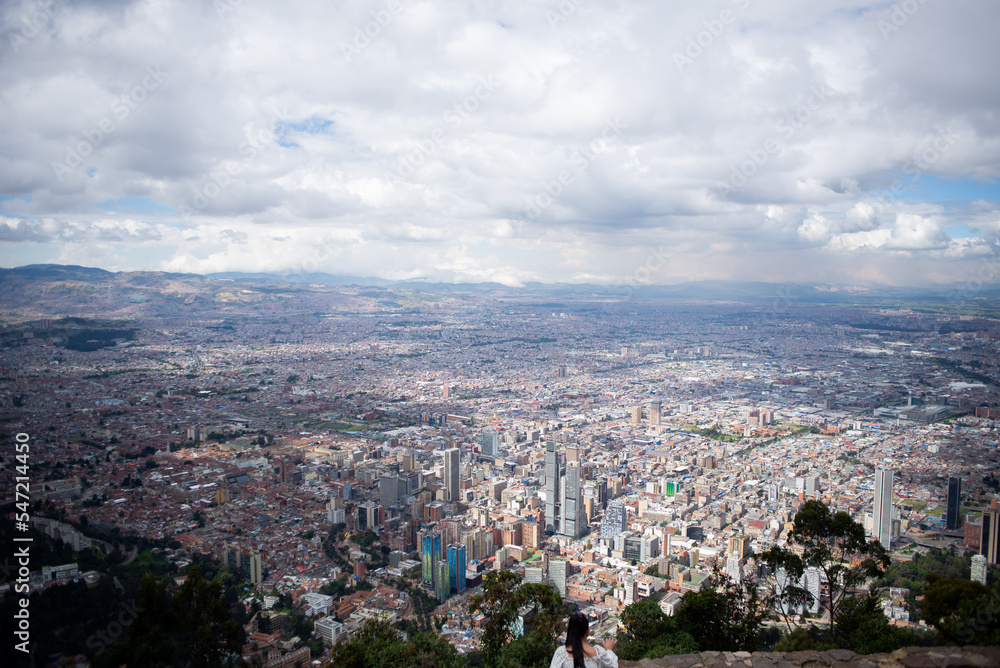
616,598,698,660
673,571,772,652
97,565,242,668
467,570,566,666
922,573,1000,646
328,618,464,668
761,500,889,642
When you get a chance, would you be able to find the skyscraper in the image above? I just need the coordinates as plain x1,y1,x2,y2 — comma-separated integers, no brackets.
434,559,450,601
544,442,563,533
562,461,584,538
549,557,567,597
357,501,380,531
971,554,987,585
444,447,460,502
447,543,467,594
946,476,961,531
481,429,498,458
984,504,1000,565
421,531,441,585
726,553,742,583
380,473,400,509
601,499,627,541
874,468,894,550
649,401,661,426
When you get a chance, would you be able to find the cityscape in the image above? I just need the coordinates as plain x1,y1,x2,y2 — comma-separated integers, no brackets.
2,0,1000,665
1,265,998,664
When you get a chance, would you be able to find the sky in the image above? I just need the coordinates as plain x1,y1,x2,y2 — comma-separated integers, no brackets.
1,0,999,287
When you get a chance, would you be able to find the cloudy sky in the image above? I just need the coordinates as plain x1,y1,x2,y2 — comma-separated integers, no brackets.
1,0,999,286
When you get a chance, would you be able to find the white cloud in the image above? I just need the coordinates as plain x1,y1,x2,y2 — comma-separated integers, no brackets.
1,0,999,285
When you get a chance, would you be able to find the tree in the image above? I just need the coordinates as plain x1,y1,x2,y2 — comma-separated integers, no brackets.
466,570,525,658
328,619,463,668
467,571,566,665
760,545,812,633
922,573,1000,646
97,565,241,668
834,591,931,654
761,500,889,642
673,570,772,652
616,599,698,660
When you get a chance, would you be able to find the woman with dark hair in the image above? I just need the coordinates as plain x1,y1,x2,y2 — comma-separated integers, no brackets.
549,611,618,668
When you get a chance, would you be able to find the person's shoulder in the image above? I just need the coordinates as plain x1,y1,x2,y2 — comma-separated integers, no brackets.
553,645,568,656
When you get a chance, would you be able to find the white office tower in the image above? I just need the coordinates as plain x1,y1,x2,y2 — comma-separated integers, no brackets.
874,468,894,550
524,565,545,584
971,554,987,585
641,535,659,561
601,499,628,541
544,442,564,533
482,429,499,458
562,462,584,538
549,557,567,597
444,448,460,502
776,566,822,615
802,567,822,613
726,553,742,583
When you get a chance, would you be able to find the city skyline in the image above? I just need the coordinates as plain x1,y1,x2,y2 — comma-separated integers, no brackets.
3,273,998,661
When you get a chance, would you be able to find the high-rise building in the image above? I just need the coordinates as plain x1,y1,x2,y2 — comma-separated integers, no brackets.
601,499,628,541
727,534,751,559
399,450,415,471
874,468,894,550
776,566,821,615
482,429,499,458
804,476,819,495
434,559,450,601
447,543,467,594
357,501,381,531
630,406,641,426
596,479,607,509
549,557,567,597
421,531,441,585
221,546,263,585
524,565,544,584
726,553,742,582
380,473,400,509
444,448,460,502
562,461,584,538
971,554,988,585
544,442,563,533
523,521,543,550
641,535,659,561
649,401,661,426
984,504,1000,565
946,476,961,531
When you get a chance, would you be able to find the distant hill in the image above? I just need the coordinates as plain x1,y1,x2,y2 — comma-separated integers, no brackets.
2,264,1000,320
